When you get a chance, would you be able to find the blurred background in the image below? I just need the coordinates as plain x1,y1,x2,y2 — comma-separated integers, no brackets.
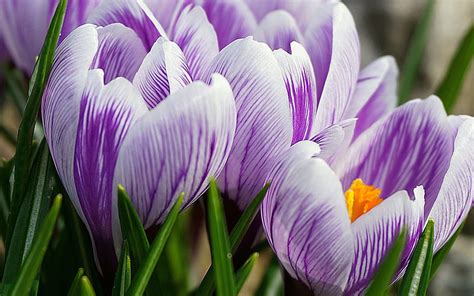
0,0,472,295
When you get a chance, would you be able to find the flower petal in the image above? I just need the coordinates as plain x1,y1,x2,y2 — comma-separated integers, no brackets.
430,117,474,251
311,118,356,162
274,42,317,143
262,141,353,294
205,37,293,209
169,5,218,80
42,24,99,225
304,2,360,132
339,96,453,217
346,187,425,295
88,0,167,50
349,56,398,139
200,0,257,49
133,38,191,109
254,10,304,52
114,74,236,229
74,70,148,268
91,24,147,83
144,0,184,31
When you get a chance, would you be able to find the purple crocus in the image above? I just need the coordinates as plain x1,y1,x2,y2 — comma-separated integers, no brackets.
42,23,236,271
261,97,473,295
0,0,102,74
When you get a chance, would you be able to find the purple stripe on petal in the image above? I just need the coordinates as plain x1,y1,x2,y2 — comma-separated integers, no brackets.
304,3,360,132
206,37,293,209
254,10,304,52
91,24,147,83
170,5,218,81
201,0,257,49
133,38,191,109
274,42,317,143
339,97,453,218
430,118,474,252
262,141,353,295
114,74,236,229
346,187,425,295
311,118,356,162
74,70,147,270
88,0,167,50
348,56,398,140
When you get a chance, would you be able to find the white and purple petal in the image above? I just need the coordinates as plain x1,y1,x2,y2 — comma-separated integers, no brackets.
114,74,236,231
311,118,356,162
273,42,317,143
133,38,191,109
262,141,353,295
254,10,304,52
205,37,293,209
346,187,425,295
304,2,360,132
88,0,167,50
339,96,453,217
430,118,474,251
169,5,218,80
348,56,398,139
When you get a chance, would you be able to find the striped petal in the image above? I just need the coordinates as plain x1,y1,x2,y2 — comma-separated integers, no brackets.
304,2,360,132
133,38,191,109
144,0,184,31
311,119,356,162
262,141,353,295
349,56,398,139
346,187,425,295
274,42,317,143
42,25,99,227
430,117,474,251
205,37,292,209
74,70,148,269
200,0,257,49
114,74,236,230
339,97,453,217
88,0,167,50
254,10,304,52
91,24,147,83
169,5,218,80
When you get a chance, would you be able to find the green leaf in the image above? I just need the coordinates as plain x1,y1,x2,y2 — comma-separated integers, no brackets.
69,274,96,296
7,0,67,251
197,183,269,295
436,25,474,111
68,268,85,296
2,140,56,287
127,194,184,296
113,241,132,296
399,220,434,296
430,220,465,279
9,194,62,296
255,256,283,296
204,179,235,296
235,253,259,293
398,0,435,103
365,228,407,296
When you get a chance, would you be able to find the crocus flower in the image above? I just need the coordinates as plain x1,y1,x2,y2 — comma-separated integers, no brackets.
0,0,102,74
261,97,473,295
42,23,236,271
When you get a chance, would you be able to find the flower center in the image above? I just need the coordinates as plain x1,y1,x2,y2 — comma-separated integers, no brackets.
344,178,383,223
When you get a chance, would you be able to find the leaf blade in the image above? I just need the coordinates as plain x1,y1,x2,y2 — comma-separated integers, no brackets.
112,241,132,296
235,253,259,294
430,220,465,279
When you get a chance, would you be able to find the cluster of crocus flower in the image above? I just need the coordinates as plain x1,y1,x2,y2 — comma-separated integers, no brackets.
2,0,471,293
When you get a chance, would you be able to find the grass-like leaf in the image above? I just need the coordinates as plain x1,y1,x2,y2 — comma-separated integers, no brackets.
127,194,184,296
204,179,235,296
196,183,270,295
9,194,62,296
255,256,283,296
365,228,407,296
398,0,435,103
235,253,259,293
399,220,434,295
68,268,85,296
430,220,465,279
6,0,67,250
436,25,474,112
68,273,96,296
2,140,56,287
112,241,131,296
